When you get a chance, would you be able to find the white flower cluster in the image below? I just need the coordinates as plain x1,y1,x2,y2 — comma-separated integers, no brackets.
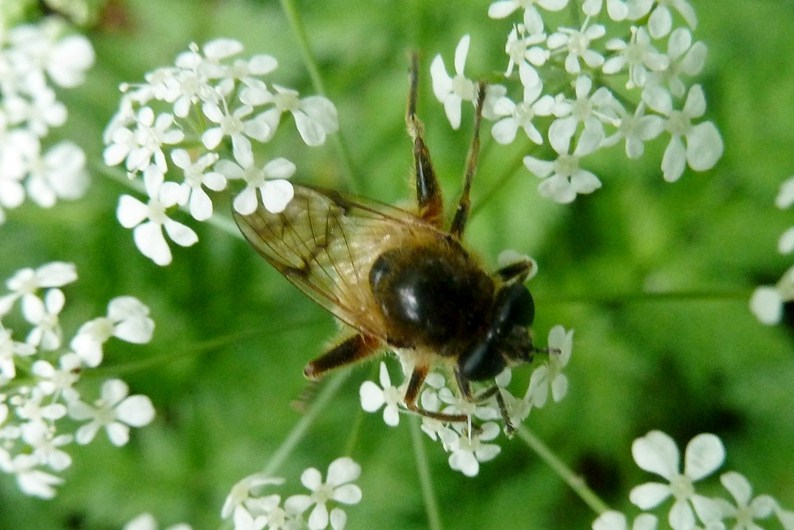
104,38,338,265
592,430,794,530
430,0,723,203
220,456,362,530
0,18,93,223
750,176,794,325
359,324,573,477
0,262,156,499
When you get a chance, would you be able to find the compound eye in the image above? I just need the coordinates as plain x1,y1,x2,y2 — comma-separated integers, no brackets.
493,284,535,335
458,339,506,381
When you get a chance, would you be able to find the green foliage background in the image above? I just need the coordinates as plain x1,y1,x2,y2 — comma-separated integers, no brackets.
1,0,793,528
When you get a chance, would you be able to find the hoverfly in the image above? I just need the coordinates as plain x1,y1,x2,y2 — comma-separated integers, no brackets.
234,55,541,431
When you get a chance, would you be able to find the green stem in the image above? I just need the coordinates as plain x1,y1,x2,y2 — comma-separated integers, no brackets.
263,370,350,476
516,425,610,515
410,416,444,530
278,0,358,191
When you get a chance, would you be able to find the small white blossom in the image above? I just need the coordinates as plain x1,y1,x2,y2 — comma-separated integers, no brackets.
547,19,606,75
629,431,725,530
0,453,63,499
524,123,602,203
117,166,199,266
221,472,286,530
103,106,184,173
31,353,81,398
247,84,339,147
582,0,631,21
749,284,786,326
170,149,227,221
0,261,76,317
430,35,477,129
642,84,723,182
67,378,156,446
715,471,776,529
607,102,664,159
70,296,155,367
651,28,708,98
491,70,553,145
217,144,296,215
525,325,573,407
503,25,548,78
22,288,66,350
603,27,669,90
23,141,89,208
285,457,362,530
359,362,403,427
440,422,501,477
20,420,72,471
551,75,619,148
200,99,270,161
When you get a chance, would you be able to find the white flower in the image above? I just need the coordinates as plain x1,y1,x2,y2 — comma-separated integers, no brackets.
359,362,403,427
550,75,619,148
503,25,548,78
221,472,285,530
547,19,606,75
0,453,63,499
285,457,362,530
216,144,296,215
524,123,602,203
629,431,725,530
31,353,81,398
170,149,227,221
0,261,76,317
440,422,501,477
117,166,199,266
525,325,573,407
715,471,776,529
67,378,156,446
488,0,569,35
642,84,723,182
651,28,708,98
249,84,339,146
608,102,664,159
20,420,72,471
603,27,669,90
103,106,184,173
592,511,658,530
491,71,553,145
70,296,154,367
24,141,89,208
22,287,65,350
200,99,270,161
430,35,477,130
775,176,794,209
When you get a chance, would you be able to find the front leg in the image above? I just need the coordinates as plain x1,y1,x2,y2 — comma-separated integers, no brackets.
407,53,444,227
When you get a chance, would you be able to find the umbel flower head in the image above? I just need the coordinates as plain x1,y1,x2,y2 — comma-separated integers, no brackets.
104,38,338,266
0,262,156,499
0,18,93,224
431,1,722,204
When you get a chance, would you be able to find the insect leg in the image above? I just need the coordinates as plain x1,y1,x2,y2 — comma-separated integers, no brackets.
304,334,381,380
456,369,516,435
449,82,487,239
407,53,444,227
403,363,468,423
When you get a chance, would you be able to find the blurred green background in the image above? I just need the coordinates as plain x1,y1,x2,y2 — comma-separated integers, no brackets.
1,0,793,528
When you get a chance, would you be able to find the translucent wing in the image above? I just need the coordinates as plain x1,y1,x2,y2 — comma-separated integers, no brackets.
233,185,440,339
